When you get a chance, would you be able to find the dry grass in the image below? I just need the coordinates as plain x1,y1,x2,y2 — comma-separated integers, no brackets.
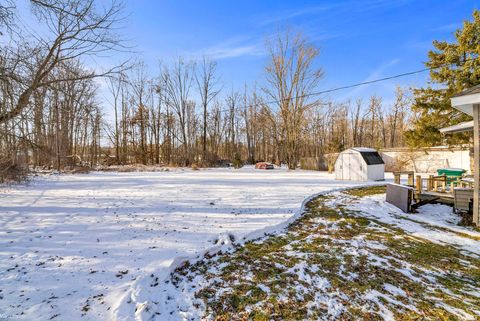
97,164,171,172
191,164,200,170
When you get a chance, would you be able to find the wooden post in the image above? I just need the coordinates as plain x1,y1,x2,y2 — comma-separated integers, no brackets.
416,175,422,193
450,182,455,194
473,104,480,226
394,172,400,185
407,172,414,186
428,175,434,191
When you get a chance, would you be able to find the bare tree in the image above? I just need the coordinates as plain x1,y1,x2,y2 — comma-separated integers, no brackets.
0,0,125,124
130,62,151,165
263,30,324,169
195,56,220,165
225,90,240,160
351,99,362,146
0,0,15,34
107,73,126,163
162,57,195,165
389,86,409,147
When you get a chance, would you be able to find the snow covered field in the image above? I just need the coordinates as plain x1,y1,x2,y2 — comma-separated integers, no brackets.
0,166,367,321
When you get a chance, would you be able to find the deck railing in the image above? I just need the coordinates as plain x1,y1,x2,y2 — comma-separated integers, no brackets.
393,171,414,186
414,174,473,194
393,171,473,196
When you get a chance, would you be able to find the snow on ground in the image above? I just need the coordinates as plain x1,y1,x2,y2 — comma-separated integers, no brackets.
0,166,369,321
338,193,480,257
165,187,480,321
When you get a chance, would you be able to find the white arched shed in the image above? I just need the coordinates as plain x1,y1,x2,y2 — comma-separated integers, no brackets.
335,147,385,181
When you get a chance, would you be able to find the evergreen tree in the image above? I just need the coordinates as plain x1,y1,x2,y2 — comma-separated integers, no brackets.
405,10,480,147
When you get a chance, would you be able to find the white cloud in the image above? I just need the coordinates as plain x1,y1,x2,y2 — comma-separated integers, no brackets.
344,58,401,98
202,44,263,59
258,0,415,27
189,36,266,60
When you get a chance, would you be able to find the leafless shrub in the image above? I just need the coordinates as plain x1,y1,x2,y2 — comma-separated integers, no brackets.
458,211,474,227
64,166,91,174
0,158,29,184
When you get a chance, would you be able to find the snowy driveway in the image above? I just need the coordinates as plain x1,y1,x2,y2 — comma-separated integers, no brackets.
0,167,365,321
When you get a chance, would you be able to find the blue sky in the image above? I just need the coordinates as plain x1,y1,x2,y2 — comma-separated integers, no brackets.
15,0,476,110
117,0,477,105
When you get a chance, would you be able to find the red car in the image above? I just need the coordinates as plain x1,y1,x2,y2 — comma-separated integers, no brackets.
255,162,274,170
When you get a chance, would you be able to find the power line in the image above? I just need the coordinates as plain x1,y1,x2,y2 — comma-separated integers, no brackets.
158,56,478,115
251,56,479,109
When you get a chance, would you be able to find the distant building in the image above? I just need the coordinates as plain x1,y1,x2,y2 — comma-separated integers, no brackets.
380,146,471,173
335,147,385,181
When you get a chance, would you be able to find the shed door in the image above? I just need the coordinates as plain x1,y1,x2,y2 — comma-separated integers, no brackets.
347,152,361,181
340,153,348,180
345,153,352,180
340,153,348,179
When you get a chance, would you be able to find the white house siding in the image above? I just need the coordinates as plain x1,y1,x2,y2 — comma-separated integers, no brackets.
380,147,471,173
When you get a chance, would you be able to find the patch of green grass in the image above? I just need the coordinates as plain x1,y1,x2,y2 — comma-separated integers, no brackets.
344,185,386,197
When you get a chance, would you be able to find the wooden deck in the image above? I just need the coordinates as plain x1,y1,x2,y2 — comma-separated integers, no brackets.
393,171,472,209
416,190,454,205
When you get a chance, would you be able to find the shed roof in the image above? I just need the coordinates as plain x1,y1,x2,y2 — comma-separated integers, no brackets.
345,148,384,165
359,151,384,165
352,147,377,153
